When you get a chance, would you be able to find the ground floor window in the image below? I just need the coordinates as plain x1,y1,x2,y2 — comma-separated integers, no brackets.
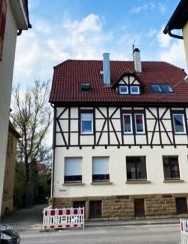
89,200,102,218
73,201,86,209
163,156,180,180
126,156,147,181
134,199,145,217
64,157,82,183
176,197,187,214
92,157,109,182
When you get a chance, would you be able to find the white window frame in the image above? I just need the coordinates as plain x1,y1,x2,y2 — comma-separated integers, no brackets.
130,85,140,95
92,157,109,175
123,113,133,134
119,85,129,95
80,112,93,135
64,157,82,182
134,113,145,134
172,113,186,134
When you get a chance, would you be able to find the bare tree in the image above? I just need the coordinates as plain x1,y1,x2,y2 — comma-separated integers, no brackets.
11,81,51,205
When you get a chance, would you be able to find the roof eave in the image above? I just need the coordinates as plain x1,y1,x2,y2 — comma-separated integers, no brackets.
10,0,31,31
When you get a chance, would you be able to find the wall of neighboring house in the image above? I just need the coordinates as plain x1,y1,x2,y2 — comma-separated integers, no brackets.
0,1,18,217
52,105,188,219
2,126,18,216
183,22,188,68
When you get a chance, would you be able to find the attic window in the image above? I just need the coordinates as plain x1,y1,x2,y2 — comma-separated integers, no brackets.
150,84,173,94
80,82,91,92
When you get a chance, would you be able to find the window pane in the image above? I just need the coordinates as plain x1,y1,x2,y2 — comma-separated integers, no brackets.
65,158,81,176
173,114,185,133
161,84,173,93
126,157,147,180
123,114,132,133
92,157,109,175
151,84,161,93
135,114,144,133
163,156,180,179
119,85,128,94
81,112,93,133
130,86,140,94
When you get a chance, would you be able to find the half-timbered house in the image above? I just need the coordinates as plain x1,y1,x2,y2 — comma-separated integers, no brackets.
50,49,188,219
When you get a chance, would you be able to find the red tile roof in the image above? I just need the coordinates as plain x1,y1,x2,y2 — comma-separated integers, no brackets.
49,60,188,105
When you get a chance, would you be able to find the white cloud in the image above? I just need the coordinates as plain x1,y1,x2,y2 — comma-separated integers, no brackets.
130,1,166,15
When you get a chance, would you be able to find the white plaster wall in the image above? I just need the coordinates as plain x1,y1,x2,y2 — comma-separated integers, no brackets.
183,22,188,69
54,146,188,198
0,0,17,216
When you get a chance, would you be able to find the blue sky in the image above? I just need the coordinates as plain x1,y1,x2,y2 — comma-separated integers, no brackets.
13,0,184,87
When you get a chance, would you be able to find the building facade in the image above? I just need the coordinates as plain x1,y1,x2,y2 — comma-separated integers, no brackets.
2,123,20,216
50,50,188,219
0,0,31,217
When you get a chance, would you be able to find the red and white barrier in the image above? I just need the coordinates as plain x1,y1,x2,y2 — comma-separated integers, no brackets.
43,207,85,230
180,219,188,234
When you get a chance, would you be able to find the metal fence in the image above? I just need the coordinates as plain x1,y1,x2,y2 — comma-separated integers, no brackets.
43,207,85,230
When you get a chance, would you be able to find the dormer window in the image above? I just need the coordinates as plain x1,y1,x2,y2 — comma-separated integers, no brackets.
117,74,141,96
150,84,173,94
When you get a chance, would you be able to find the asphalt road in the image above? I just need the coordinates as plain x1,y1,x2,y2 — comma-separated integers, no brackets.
20,224,186,244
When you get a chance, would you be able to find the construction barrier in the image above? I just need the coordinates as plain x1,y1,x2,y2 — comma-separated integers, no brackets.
180,219,188,234
43,207,85,230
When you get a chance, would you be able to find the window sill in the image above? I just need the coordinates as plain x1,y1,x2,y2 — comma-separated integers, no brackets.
91,181,113,185
63,182,84,186
126,180,151,184
163,179,184,183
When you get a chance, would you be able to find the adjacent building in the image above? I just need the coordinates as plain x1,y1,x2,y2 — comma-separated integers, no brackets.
49,49,188,219
164,0,188,67
0,0,31,217
2,122,20,216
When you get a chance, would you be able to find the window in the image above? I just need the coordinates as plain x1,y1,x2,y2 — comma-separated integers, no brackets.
122,112,145,134
89,200,102,218
172,113,186,134
92,157,109,182
176,197,187,214
80,111,93,134
64,157,82,183
163,156,180,180
150,84,173,94
135,113,145,134
130,86,140,95
0,0,7,60
119,85,129,95
126,156,147,180
123,114,132,134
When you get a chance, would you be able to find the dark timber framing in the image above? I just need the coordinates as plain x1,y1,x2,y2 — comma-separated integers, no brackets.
54,105,188,148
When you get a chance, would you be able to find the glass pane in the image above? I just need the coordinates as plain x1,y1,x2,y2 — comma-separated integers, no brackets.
119,85,128,94
173,114,184,133
135,114,144,133
124,114,132,133
81,112,93,133
126,157,146,180
92,157,109,175
65,158,81,176
130,86,140,94
82,120,92,132
161,84,173,93
151,84,161,93
163,156,180,179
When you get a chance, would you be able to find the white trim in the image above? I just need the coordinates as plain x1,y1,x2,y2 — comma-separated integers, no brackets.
134,113,145,134
172,113,186,134
123,113,133,134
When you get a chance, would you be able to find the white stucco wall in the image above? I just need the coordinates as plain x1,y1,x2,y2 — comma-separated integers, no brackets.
54,106,188,199
54,146,188,198
183,22,188,70
0,1,17,217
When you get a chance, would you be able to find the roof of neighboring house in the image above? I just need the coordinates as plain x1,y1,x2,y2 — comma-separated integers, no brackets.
164,0,188,35
49,59,188,106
